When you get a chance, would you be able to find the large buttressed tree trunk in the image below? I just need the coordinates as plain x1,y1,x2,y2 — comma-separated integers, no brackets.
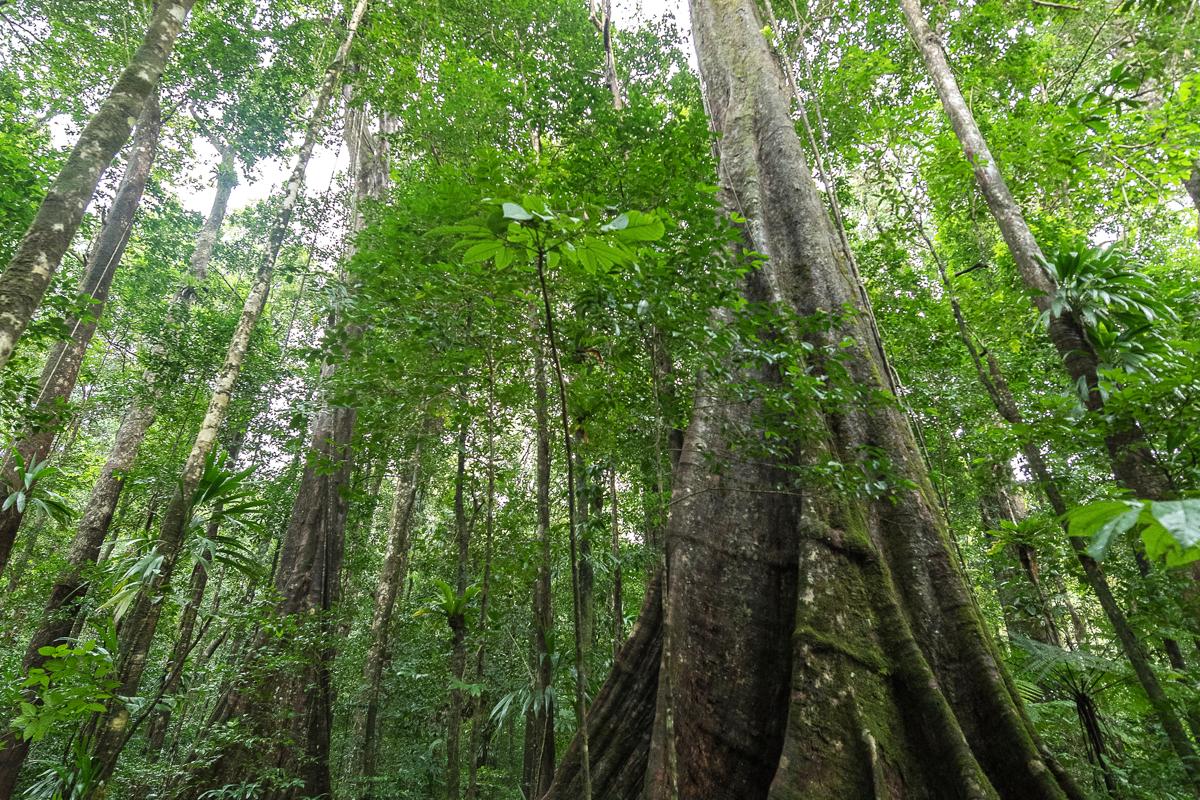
0,91,162,580
0,0,194,372
555,1,1083,798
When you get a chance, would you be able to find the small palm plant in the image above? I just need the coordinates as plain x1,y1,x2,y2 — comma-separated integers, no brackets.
2,449,75,525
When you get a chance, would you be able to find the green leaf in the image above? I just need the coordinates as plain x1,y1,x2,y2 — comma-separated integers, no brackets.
501,202,532,221
462,240,504,264
1144,500,1200,567
610,210,664,242
1085,506,1142,560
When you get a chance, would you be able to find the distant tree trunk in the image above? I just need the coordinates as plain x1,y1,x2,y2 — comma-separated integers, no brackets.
587,0,624,109
82,5,367,791
557,2,1090,797
447,418,471,800
978,463,1062,647
0,93,161,580
925,233,1200,786
1185,162,1200,240
348,449,422,798
521,339,556,800
900,0,1174,505
0,0,194,371
610,467,623,653
574,441,595,663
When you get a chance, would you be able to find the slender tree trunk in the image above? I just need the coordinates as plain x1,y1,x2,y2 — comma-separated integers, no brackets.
1185,162,1200,240
447,419,471,800
611,468,623,654
926,243,1200,785
0,0,194,371
521,338,556,800
144,429,246,756
978,463,1062,647
0,94,161,581
574,441,596,664
900,0,1173,505
535,247,593,800
467,368,498,800
81,6,368,791
349,449,422,798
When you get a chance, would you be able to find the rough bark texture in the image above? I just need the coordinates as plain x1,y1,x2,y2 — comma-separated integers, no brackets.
0,0,193,371
0,94,161,580
899,0,1173,505
635,2,1083,797
543,572,663,800
521,341,556,800
82,6,368,792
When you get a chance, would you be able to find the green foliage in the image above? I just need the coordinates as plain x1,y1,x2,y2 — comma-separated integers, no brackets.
1,450,75,525
5,640,117,745
1072,498,1200,567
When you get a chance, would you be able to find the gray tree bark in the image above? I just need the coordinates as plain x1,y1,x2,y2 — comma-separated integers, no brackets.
82,4,370,793
899,0,1174,504
0,92,161,581
0,0,194,371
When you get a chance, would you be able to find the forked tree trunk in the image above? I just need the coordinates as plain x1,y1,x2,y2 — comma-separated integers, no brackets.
899,0,1174,505
82,6,369,793
0,93,161,581
0,0,194,371
521,340,556,800
557,2,1084,797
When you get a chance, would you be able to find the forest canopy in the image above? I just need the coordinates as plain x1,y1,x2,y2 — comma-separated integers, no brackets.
0,0,1198,798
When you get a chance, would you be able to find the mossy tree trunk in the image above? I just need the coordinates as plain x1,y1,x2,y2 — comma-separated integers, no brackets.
0,93,161,580
553,2,1087,797
81,5,369,792
0,0,194,371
